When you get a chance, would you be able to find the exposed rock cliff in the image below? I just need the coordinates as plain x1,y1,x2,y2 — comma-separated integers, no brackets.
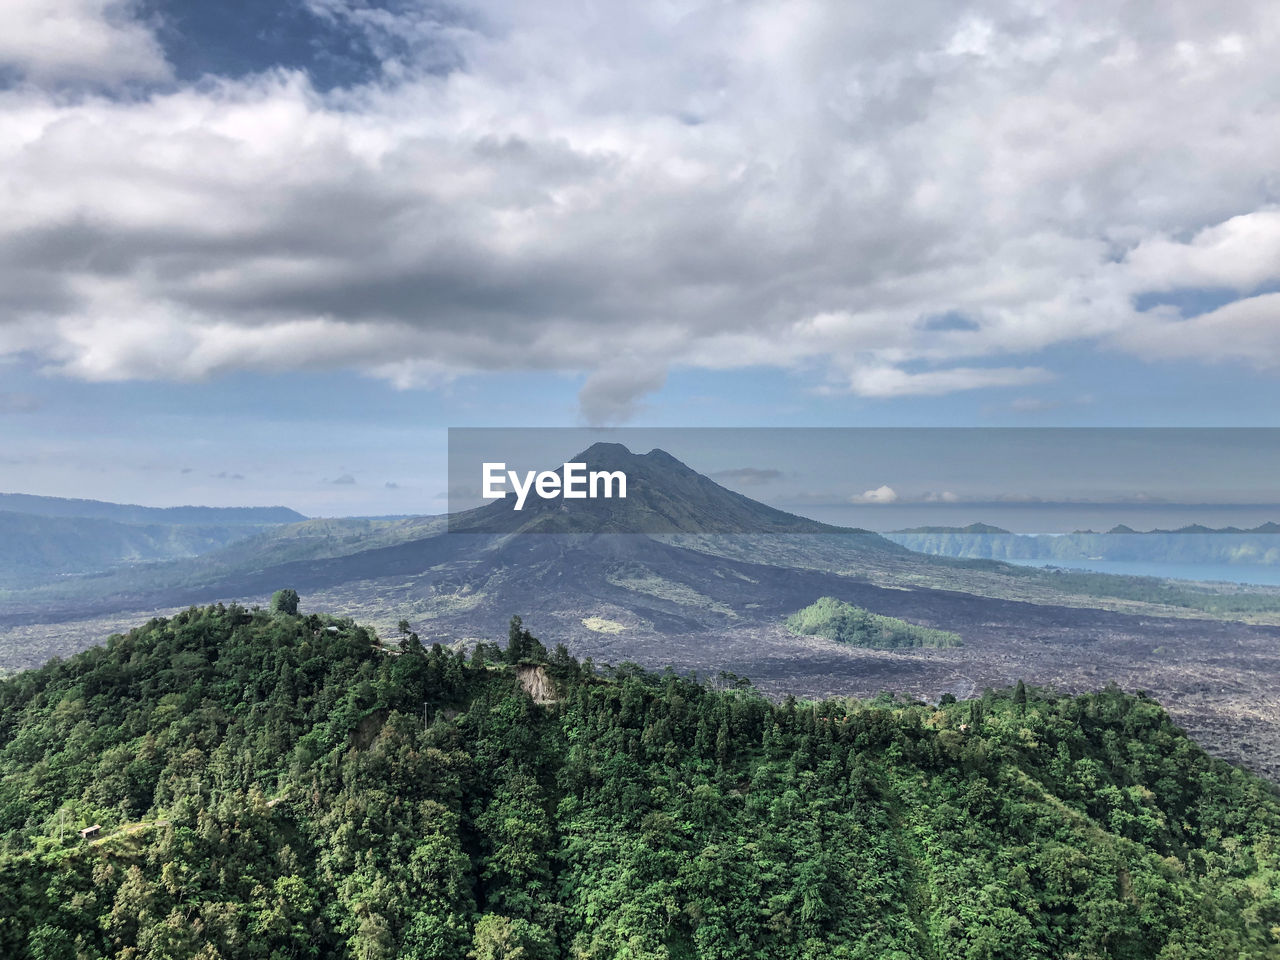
516,664,556,704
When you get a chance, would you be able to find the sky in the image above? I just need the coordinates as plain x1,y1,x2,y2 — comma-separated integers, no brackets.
2,0,1280,515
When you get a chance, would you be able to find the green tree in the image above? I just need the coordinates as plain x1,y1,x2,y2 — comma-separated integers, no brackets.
506,615,528,664
3,604,1280,960
270,588,300,615
469,914,552,960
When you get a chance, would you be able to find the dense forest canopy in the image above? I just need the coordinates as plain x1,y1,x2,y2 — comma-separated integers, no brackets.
0,604,1278,958
786,597,962,649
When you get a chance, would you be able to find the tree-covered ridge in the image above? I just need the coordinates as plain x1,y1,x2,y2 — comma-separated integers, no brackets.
0,605,1276,959
786,596,963,648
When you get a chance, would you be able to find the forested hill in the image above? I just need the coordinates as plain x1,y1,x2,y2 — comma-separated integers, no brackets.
2,608,1280,959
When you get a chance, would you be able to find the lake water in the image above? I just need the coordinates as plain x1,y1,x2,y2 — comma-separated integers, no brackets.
1002,557,1280,587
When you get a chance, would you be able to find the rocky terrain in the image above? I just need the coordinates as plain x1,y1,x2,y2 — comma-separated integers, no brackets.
5,443,1280,780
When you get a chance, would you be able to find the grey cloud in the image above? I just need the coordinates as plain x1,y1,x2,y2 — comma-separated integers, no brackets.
578,366,668,426
213,471,246,481
3,1,1280,418
328,474,357,485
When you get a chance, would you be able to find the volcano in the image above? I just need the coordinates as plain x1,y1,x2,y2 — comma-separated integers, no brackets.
0,443,906,634
10,445,1280,781
449,441,858,534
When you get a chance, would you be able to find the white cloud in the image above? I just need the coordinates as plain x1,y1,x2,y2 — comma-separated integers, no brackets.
1115,292,1280,366
844,365,1053,398
1123,210,1280,293
0,0,170,86
852,485,899,504
2,1,1280,419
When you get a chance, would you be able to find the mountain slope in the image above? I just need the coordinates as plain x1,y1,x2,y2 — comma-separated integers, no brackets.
7,445,1280,635
2,605,1278,959
0,495,308,587
0,512,282,586
0,443,902,626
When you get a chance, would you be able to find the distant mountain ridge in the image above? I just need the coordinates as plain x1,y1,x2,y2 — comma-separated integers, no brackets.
0,493,305,525
0,495,307,587
0,513,281,585
892,523,1012,534
888,523,1280,567
891,522,1280,536
0,444,900,628
7,447,1280,655
1091,522,1280,535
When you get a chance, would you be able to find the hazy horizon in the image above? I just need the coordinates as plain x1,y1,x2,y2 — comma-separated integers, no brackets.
12,428,1280,536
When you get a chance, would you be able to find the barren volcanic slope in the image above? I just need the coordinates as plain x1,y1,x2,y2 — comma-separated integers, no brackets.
4,444,1280,777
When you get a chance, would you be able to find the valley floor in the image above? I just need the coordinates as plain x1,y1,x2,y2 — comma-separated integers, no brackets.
6,582,1280,782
